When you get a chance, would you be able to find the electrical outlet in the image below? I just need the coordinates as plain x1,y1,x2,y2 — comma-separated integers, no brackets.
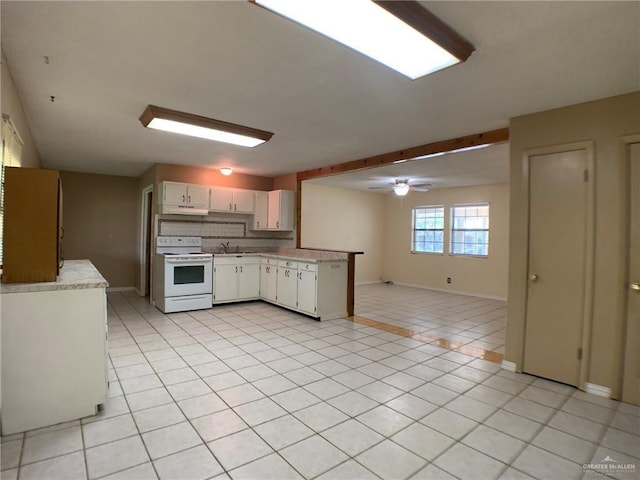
447,277,452,284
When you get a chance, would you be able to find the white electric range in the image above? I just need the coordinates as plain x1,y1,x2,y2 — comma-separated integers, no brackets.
155,236,213,313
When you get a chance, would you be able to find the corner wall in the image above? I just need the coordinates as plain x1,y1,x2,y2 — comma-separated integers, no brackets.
1,51,40,168
301,183,384,284
60,171,138,288
506,91,640,398
382,184,509,299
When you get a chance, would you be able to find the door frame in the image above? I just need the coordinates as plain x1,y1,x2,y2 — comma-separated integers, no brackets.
520,141,595,389
621,133,640,404
139,184,154,297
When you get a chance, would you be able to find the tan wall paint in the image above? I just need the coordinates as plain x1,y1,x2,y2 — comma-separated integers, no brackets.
301,183,384,284
506,91,640,397
382,184,509,299
155,164,273,191
273,173,297,191
60,171,138,288
1,52,40,168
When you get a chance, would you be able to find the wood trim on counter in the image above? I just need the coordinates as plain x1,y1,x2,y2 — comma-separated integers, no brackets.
296,127,509,180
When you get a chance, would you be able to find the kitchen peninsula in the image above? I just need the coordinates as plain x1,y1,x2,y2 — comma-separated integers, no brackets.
1,260,109,435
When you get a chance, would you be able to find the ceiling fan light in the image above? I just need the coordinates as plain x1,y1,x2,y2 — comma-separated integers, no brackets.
393,183,410,196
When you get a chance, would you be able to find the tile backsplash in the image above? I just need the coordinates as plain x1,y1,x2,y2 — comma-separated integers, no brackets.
157,213,295,252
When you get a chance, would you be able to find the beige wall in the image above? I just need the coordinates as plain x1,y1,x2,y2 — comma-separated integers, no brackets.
301,183,384,284
155,164,273,191
382,184,509,299
1,52,40,168
506,91,640,398
60,171,138,288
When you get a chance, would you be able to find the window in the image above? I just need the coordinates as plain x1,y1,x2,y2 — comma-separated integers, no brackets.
1,114,24,266
412,206,444,253
451,204,489,256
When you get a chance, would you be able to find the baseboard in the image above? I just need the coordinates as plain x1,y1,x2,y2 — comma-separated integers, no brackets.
585,383,612,399
501,360,517,372
391,282,507,301
355,280,382,286
106,286,136,293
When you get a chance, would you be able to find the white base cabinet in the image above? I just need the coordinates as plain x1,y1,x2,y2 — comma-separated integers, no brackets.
213,256,260,304
260,258,277,302
276,260,298,309
1,287,108,435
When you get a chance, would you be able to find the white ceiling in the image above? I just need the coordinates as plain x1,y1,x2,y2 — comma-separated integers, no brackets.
1,1,638,186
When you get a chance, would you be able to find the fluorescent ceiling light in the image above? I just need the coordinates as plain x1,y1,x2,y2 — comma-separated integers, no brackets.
139,105,274,148
253,0,474,79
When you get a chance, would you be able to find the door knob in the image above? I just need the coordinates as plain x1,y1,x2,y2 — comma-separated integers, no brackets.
631,282,640,292
529,274,538,281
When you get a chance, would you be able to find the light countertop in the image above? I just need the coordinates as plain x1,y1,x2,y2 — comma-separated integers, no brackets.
212,249,349,263
1,260,109,294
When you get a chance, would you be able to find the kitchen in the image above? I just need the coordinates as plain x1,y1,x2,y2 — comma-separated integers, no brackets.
1,1,639,479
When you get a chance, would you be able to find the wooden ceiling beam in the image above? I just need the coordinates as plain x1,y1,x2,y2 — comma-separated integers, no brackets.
296,127,509,181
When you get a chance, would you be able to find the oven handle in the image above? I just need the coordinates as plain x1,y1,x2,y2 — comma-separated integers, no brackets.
165,257,212,264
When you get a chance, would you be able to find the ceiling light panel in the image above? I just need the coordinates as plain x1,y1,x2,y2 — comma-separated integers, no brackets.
253,0,473,79
139,105,274,148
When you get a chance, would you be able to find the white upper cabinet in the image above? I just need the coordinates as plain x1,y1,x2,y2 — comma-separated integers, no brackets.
252,190,294,231
159,181,209,215
253,191,269,230
210,187,255,214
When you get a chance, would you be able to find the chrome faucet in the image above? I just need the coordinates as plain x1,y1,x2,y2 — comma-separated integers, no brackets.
220,241,229,253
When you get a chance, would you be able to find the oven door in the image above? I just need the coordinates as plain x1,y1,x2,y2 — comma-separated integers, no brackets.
164,256,213,297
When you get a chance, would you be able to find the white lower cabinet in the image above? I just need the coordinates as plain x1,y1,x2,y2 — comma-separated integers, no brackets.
276,260,298,309
215,255,347,320
213,256,260,304
260,259,278,302
297,263,317,316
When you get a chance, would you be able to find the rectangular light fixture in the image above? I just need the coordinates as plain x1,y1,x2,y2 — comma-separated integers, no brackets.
252,0,474,80
139,105,274,147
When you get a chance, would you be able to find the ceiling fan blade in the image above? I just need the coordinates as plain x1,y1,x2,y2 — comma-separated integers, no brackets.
410,183,432,188
412,187,430,192
368,186,391,190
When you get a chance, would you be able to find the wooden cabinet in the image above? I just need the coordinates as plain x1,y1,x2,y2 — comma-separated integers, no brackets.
213,256,260,304
210,187,255,214
3,167,62,283
158,181,208,215
260,258,278,302
276,259,298,309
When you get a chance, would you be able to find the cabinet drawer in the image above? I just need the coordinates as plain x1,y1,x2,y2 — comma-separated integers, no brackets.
262,258,279,266
298,262,317,272
278,260,298,269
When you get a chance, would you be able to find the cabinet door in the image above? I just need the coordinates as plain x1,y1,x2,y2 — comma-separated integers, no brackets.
213,263,238,302
260,263,277,302
238,263,260,299
187,185,209,208
277,266,297,308
253,192,269,230
233,190,255,214
210,187,234,212
297,269,317,316
163,182,188,205
268,190,281,229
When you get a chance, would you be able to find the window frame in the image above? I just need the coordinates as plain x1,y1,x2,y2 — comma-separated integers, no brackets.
411,205,445,255
450,203,490,258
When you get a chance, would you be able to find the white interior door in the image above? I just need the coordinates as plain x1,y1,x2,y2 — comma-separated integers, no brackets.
524,148,591,386
623,142,640,404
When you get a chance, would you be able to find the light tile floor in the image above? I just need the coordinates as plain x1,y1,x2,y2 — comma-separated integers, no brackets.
1,286,638,480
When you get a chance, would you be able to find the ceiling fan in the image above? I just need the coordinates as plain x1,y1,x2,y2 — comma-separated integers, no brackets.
369,179,431,196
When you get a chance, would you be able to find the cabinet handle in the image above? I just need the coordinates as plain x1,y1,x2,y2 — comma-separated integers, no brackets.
229,203,232,211
256,221,260,228
235,266,238,273
188,195,191,203
234,203,237,211
182,195,186,202
277,221,280,228
240,266,243,273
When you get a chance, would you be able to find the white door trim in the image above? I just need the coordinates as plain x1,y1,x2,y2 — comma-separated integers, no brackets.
139,184,153,297
520,141,595,390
